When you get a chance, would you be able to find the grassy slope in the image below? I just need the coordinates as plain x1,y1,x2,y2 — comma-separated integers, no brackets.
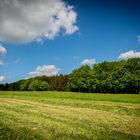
0,91,140,140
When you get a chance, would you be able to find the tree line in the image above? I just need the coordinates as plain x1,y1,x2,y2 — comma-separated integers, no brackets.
0,58,140,93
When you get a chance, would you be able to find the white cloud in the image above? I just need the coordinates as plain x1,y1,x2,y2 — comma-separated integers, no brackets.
81,59,96,65
29,65,60,77
119,50,140,59
0,60,4,65
0,45,7,55
0,0,78,44
137,35,140,42
0,75,6,82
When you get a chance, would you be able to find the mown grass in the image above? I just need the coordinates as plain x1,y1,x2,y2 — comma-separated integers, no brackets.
0,91,139,140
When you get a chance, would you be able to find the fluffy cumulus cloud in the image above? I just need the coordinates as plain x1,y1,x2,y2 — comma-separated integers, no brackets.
0,0,78,44
81,59,96,65
0,44,7,55
29,65,60,77
0,75,6,82
119,50,140,59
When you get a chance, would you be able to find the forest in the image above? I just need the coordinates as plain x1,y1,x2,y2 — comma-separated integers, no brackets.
0,58,140,94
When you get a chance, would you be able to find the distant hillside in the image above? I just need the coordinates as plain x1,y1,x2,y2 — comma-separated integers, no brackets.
0,58,140,94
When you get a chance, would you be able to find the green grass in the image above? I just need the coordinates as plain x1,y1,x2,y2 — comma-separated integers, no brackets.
0,91,140,140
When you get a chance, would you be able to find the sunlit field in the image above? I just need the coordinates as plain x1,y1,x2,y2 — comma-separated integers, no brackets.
0,91,140,140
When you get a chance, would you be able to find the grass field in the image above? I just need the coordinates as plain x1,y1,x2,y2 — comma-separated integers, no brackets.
0,92,140,140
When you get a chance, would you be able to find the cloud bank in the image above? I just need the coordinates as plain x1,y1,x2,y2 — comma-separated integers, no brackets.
0,75,6,82
119,50,140,59
0,0,78,44
81,59,96,65
29,65,60,77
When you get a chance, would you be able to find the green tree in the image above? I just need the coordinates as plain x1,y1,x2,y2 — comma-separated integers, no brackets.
28,80,50,91
69,65,95,92
20,80,30,91
39,81,50,91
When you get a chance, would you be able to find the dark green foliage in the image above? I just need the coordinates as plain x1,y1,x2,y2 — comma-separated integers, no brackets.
28,80,50,91
0,84,9,91
1,58,140,93
69,65,95,92
20,80,30,91
5,75,69,91
45,75,69,91
69,58,140,93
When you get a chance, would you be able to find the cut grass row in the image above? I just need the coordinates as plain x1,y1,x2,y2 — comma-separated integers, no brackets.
0,91,140,103
0,91,140,140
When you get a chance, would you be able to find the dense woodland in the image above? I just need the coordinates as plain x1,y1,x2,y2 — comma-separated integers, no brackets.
0,58,140,93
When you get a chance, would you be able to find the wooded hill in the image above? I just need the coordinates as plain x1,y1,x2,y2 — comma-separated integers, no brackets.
0,58,140,93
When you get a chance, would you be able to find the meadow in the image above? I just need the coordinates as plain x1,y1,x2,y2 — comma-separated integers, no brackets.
0,91,139,140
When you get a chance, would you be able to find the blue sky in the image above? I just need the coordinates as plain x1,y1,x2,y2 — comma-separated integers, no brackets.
0,0,140,83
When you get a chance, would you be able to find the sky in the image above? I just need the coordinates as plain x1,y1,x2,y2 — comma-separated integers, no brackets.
0,0,140,83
